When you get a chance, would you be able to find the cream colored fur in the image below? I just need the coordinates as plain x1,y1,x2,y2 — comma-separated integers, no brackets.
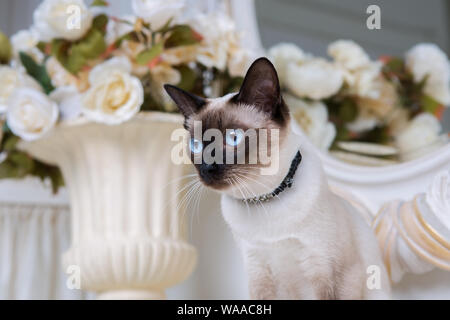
220,120,391,300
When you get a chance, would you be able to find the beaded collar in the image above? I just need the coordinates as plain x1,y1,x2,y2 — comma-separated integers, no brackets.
242,151,302,204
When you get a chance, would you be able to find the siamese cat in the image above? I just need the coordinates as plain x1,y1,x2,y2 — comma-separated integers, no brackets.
164,58,391,300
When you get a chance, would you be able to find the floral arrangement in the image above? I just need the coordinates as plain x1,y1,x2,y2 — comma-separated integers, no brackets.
0,0,256,192
269,40,450,166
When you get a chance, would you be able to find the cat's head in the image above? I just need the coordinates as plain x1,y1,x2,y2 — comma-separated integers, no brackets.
164,58,292,198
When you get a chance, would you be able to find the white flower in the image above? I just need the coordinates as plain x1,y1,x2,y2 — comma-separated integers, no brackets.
82,57,144,125
347,62,383,99
113,40,149,77
0,66,42,114
286,58,344,100
396,113,444,161
132,0,185,30
105,15,135,45
329,40,386,100
227,48,258,78
328,40,371,71
50,86,82,121
268,43,305,85
356,78,398,118
346,109,379,133
46,57,79,88
6,88,58,141
149,62,181,111
386,107,409,136
10,29,44,63
405,43,450,106
161,45,198,65
33,0,93,42
284,93,336,150
188,13,234,71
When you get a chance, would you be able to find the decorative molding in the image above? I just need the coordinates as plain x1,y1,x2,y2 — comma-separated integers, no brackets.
373,171,450,283
320,144,450,185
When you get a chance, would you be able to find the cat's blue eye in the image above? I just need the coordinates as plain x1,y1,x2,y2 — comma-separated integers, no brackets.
225,129,244,147
189,138,203,154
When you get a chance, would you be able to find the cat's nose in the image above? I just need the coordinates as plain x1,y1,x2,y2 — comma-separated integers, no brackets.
199,163,222,183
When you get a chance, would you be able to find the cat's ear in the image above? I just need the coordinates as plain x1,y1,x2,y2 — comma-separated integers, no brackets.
164,84,206,118
235,57,281,116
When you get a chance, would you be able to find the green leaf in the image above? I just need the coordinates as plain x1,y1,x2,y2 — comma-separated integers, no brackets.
0,151,35,179
47,166,64,194
175,65,197,92
421,94,442,115
165,25,200,49
2,122,10,133
3,135,20,152
155,18,174,34
92,14,109,34
0,30,12,64
37,41,49,54
52,39,85,74
9,152,34,172
0,161,17,179
72,28,106,60
91,0,108,7
65,53,88,74
382,57,404,76
19,52,55,94
136,42,163,65
339,99,358,123
53,28,106,74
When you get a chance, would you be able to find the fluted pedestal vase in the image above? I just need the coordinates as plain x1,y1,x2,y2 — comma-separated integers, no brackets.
20,112,197,300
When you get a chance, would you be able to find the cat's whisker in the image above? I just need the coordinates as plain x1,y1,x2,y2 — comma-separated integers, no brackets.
159,177,200,224
235,173,270,218
177,180,201,230
229,177,251,216
161,173,198,190
188,182,203,241
235,172,290,212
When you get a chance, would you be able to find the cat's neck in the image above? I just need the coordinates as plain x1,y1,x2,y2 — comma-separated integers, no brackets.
221,125,335,243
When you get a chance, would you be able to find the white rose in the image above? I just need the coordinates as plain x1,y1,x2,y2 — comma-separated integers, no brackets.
286,58,344,100
356,78,398,118
284,93,336,150
328,40,371,71
82,57,144,125
186,13,236,71
6,88,59,141
33,0,93,42
10,29,44,63
0,66,42,114
46,57,78,88
268,43,305,85
149,62,181,111
396,113,444,161
405,43,450,106
161,45,198,65
50,86,82,121
347,62,383,99
105,15,135,45
132,0,185,30
346,109,379,133
196,14,232,70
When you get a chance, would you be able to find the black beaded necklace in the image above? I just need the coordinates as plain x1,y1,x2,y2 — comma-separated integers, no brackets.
242,151,302,204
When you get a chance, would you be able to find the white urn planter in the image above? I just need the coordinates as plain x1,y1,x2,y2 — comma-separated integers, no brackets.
20,112,197,300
